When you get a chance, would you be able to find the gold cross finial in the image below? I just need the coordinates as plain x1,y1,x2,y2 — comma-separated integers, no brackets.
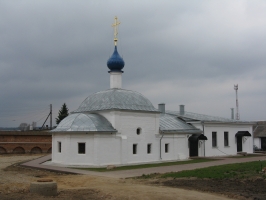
112,16,120,46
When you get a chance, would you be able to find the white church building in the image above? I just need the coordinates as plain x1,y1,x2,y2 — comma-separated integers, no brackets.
51,18,254,167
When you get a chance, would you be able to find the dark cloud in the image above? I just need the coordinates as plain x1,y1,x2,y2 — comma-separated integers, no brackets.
0,0,266,127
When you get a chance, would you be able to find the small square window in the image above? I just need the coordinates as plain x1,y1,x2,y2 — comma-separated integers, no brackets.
58,142,61,153
147,144,152,154
78,143,86,154
165,143,169,153
133,144,137,154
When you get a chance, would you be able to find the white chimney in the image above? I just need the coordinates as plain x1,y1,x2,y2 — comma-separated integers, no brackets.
158,103,165,113
180,105,185,115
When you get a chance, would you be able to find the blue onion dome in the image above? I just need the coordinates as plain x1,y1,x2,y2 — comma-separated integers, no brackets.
107,46,125,72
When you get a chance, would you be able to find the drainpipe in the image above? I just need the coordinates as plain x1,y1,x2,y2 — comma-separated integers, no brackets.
253,122,259,150
160,131,164,159
201,121,205,157
253,122,259,135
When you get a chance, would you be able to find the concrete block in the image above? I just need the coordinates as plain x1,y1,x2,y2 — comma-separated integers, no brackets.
30,181,57,196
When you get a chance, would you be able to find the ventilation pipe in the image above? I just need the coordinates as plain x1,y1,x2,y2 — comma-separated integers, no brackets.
180,105,185,115
231,108,234,120
158,103,165,113
158,103,165,159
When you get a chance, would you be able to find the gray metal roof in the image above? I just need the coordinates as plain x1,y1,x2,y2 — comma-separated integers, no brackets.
51,113,116,132
160,113,202,133
253,121,266,138
73,88,159,113
166,110,252,123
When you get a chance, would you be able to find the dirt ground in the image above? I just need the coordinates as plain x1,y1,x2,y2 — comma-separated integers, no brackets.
149,177,266,200
1,154,264,200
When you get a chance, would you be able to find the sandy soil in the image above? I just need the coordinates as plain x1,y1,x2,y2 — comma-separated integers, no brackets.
0,154,234,200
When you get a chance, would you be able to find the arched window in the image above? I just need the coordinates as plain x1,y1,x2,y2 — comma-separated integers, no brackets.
136,128,142,135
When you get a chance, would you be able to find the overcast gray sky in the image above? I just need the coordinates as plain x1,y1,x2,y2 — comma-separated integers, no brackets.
0,0,265,127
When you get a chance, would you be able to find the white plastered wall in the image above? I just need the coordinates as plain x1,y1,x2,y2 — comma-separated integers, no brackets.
192,122,253,157
99,110,162,164
52,110,192,166
110,72,122,89
52,132,121,166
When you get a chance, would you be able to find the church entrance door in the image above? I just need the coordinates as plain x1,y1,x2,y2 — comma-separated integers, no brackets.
188,134,207,157
189,140,198,157
237,137,242,152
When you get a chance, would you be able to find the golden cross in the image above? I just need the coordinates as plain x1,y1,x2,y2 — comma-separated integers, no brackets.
112,16,120,46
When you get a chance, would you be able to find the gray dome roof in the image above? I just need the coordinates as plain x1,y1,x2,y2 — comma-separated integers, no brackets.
51,113,116,132
73,88,158,113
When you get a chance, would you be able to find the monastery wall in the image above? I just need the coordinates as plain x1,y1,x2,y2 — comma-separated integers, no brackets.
0,131,52,154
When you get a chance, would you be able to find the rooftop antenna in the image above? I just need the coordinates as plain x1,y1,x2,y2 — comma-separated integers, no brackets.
234,84,240,120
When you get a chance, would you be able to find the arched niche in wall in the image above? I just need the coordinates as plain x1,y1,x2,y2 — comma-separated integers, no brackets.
0,147,7,154
30,147,42,154
12,147,25,154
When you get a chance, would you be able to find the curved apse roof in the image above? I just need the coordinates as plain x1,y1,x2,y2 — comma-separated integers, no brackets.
51,113,116,132
73,88,159,113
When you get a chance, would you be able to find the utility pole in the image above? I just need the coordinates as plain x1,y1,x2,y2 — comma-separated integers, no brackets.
50,104,52,129
234,84,240,120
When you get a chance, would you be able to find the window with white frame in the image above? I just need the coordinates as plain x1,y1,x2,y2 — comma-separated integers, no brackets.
212,132,217,147
224,132,229,146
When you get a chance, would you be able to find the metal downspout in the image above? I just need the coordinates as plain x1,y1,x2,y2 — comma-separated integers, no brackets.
160,131,164,159
253,123,259,135
253,122,259,150
201,121,205,157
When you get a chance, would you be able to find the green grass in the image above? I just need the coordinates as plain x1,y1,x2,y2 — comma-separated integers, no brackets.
226,154,266,158
72,158,218,172
159,160,266,179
